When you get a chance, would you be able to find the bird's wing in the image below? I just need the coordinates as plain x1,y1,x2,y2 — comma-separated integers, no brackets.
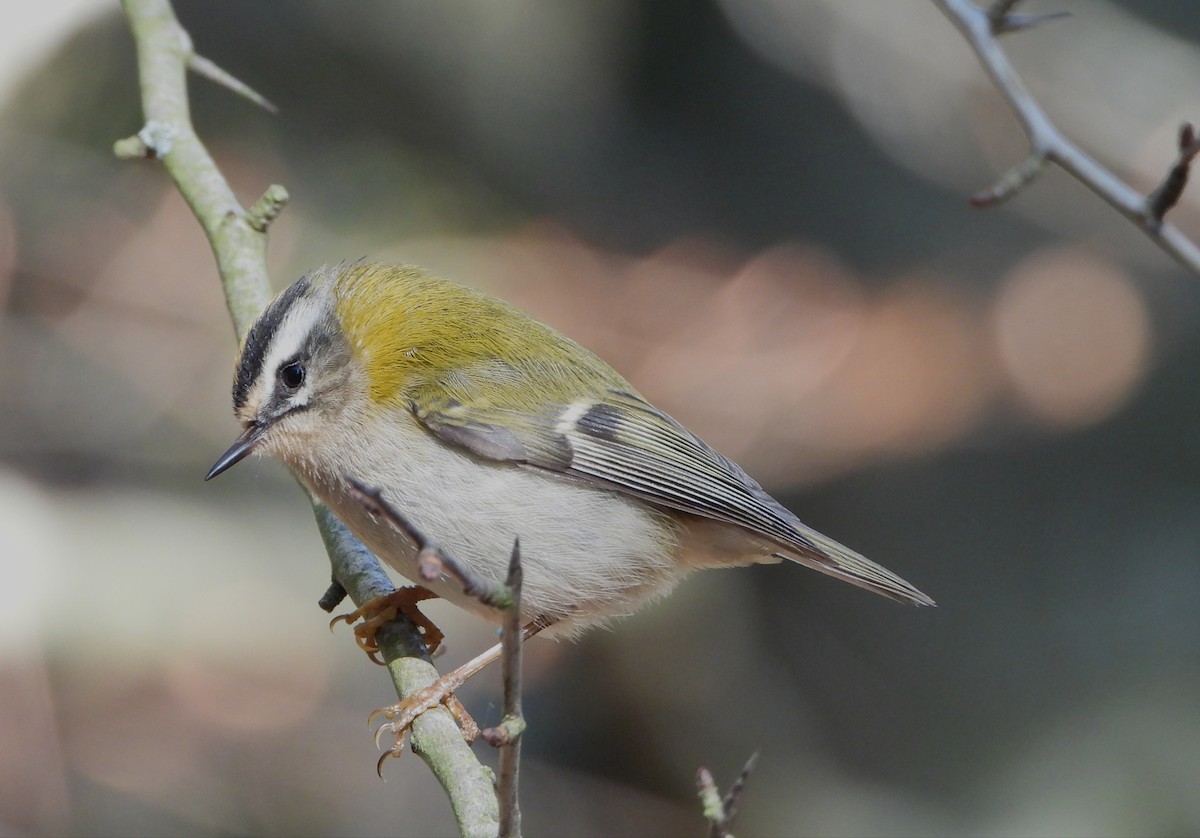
410,381,933,606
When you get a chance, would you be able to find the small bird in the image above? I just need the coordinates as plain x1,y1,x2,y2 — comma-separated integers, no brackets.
207,262,933,638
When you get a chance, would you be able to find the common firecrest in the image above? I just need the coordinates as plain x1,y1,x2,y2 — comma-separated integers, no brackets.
206,262,933,632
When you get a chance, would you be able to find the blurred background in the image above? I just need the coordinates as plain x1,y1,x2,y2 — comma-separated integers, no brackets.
3,0,1200,835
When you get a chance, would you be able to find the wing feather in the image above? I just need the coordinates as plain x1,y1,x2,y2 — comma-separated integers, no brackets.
412,381,933,606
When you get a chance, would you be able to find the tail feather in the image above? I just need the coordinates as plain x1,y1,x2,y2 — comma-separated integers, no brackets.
779,525,935,607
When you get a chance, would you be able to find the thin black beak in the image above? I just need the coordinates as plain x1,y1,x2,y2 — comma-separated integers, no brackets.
205,422,269,480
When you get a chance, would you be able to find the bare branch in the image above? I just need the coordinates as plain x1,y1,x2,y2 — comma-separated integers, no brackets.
118,1,500,834
118,0,274,332
933,0,1200,278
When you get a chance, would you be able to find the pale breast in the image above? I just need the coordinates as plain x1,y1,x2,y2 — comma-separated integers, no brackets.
291,411,688,630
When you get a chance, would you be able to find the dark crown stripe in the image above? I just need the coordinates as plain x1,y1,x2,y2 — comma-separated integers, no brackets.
233,275,311,411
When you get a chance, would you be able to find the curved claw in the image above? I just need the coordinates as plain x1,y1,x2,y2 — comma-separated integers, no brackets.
351,631,388,666
370,702,424,747
328,611,357,633
376,727,407,778
374,721,394,750
367,704,394,729
360,623,538,777
367,682,481,779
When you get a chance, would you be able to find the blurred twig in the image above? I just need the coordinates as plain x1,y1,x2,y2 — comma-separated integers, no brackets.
697,753,758,838
933,0,1200,278
117,2,501,835
1146,123,1200,224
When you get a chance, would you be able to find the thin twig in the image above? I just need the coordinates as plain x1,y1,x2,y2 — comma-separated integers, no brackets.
969,151,1045,206
933,0,1200,278
246,183,290,232
697,752,759,838
118,2,500,834
1147,122,1200,225
481,542,526,838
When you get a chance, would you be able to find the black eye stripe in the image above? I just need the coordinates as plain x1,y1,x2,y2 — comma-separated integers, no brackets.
233,275,312,411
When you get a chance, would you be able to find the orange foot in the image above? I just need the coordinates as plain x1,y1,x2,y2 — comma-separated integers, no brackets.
372,617,553,772
330,586,444,663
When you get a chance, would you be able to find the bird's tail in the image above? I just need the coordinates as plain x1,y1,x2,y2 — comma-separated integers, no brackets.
778,523,935,607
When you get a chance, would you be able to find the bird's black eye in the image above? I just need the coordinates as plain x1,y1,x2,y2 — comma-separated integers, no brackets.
278,361,306,390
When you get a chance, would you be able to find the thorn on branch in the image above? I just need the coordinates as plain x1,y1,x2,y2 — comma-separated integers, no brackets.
188,52,279,113
985,0,1070,35
697,752,759,838
986,0,1022,32
996,11,1071,34
1145,121,1200,225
